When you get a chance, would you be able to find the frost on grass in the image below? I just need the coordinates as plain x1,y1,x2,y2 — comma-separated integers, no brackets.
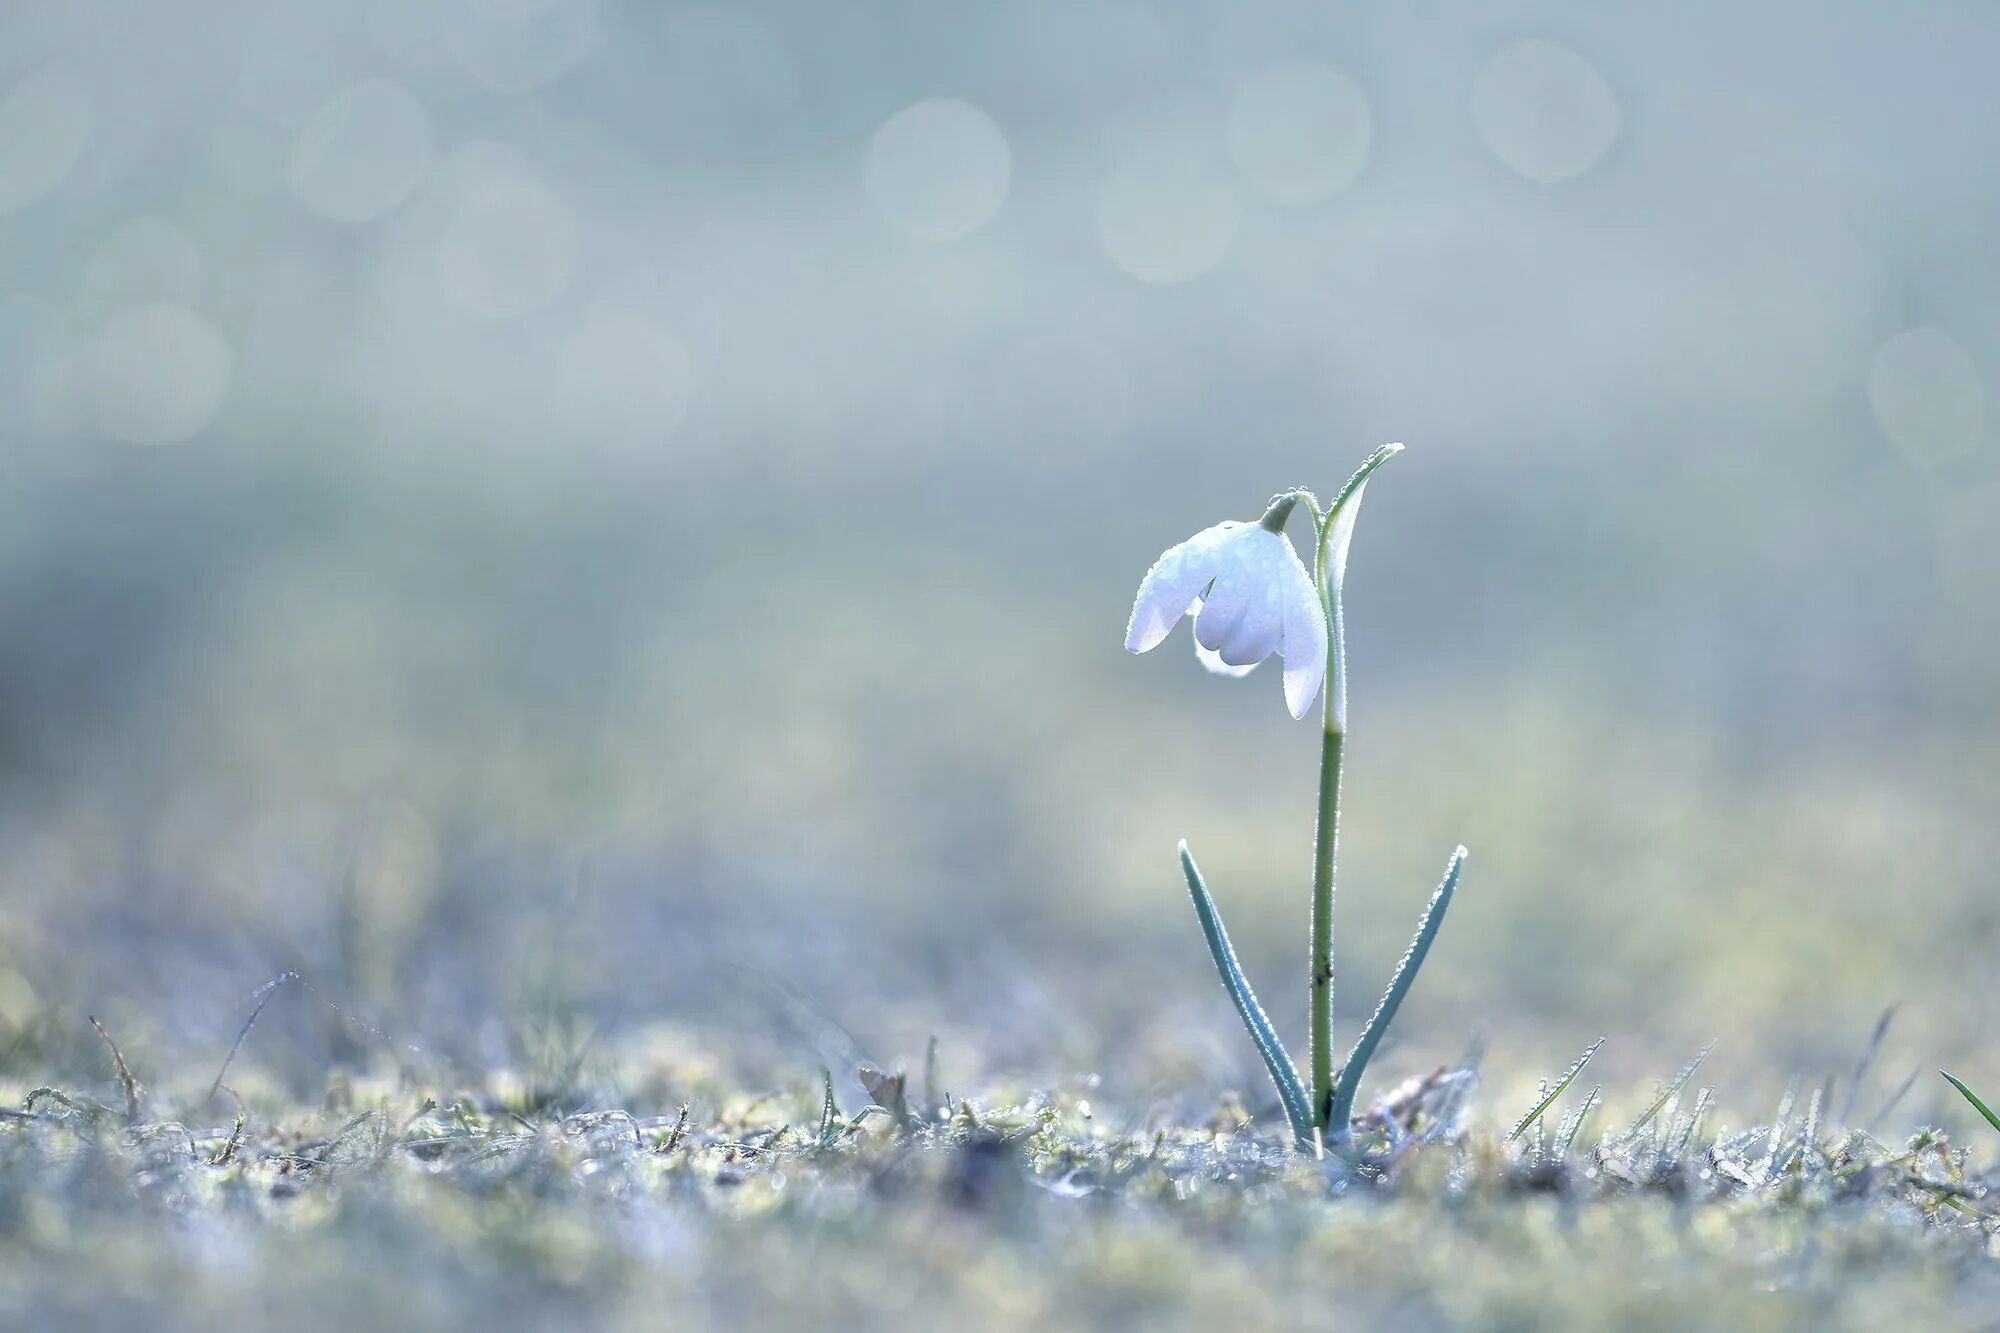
0,1051,1996,1331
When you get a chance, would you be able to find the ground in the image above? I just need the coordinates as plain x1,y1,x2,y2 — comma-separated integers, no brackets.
3,1041,1995,1332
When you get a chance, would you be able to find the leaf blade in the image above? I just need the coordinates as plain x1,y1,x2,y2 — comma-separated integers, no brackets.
1940,1070,2000,1137
1180,842,1314,1145
1327,846,1466,1136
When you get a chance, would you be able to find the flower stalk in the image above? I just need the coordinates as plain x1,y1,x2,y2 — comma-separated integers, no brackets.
1282,446,1399,1135
1310,721,1342,1127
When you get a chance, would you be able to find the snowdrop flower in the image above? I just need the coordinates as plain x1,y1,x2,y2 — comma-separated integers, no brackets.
1122,446,1465,1156
1124,498,1326,719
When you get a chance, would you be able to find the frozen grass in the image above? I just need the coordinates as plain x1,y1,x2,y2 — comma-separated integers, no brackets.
2,1036,1996,1332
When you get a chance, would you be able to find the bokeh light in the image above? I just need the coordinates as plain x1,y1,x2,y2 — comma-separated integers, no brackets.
1471,38,1621,184
288,77,436,223
1226,61,1372,206
554,296,697,442
0,66,94,215
452,0,599,93
865,98,1013,243
1868,326,1986,466
1096,131,1241,284
436,150,579,318
77,302,234,445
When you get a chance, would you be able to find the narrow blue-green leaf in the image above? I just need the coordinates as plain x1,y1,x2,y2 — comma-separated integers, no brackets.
1180,842,1314,1145
1506,1038,1605,1144
1326,846,1466,1135
1940,1070,2000,1137
1325,442,1403,520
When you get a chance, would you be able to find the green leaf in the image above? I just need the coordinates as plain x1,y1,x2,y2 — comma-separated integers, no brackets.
1325,442,1403,521
1506,1038,1605,1144
1179,842,1314,1146
1326,846,1466,1137
1939,1070,2000,1137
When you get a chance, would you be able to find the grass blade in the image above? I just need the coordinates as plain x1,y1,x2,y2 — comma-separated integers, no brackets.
1836,1004,1896,1129
1939,1070,2000,1137
1620,1042,1714,1141
88,1016,142,1123
1506,1038,1605,1144
1667,1087,1713,1165
1553,1084,1602,1160
1802,1080,1826,1152
1868,1065,1921,1133
817,1068,839,1147
1179,842,1313,1145
1758,1078,1799,1185
1327,847,1466,1136
924,1036,943,1117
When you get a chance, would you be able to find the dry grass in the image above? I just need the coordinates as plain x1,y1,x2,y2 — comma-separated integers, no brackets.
1,1036,1995,1332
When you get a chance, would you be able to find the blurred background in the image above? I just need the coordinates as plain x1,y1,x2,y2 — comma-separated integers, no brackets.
0,0,1995,1122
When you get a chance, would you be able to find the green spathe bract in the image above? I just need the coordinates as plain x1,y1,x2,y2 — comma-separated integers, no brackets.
1124,443,1465,1152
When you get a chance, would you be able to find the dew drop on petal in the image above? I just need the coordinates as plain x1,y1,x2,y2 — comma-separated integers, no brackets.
1227,61,1372,206
81,303,234,446
865,98,1012,243
288,76,436,223
1471,38,1621,184
1868,326,1985,467
0,67,94,215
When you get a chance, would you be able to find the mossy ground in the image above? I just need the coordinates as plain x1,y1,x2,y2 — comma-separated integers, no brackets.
3,1046,1995,1332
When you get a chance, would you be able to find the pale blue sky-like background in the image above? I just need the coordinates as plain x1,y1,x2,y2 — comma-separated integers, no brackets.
0,0,1996,1110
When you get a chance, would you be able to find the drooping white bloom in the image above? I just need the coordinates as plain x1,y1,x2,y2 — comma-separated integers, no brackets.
1124,518,1327,719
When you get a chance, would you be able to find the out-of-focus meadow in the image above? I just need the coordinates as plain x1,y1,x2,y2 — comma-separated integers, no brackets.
1,0,1997,1131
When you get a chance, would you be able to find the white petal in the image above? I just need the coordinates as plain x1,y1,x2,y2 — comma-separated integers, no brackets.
1217,581,1283,666
1191,567,1250,653
1195,632,1259,678
1131,517,1325,718
1124,521,1238,653
1199,529,1288,665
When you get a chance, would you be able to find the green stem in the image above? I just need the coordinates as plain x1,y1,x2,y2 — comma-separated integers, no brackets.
1310,723,1341,1128
1304,444,1398,1135
1310,505,1343,1130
